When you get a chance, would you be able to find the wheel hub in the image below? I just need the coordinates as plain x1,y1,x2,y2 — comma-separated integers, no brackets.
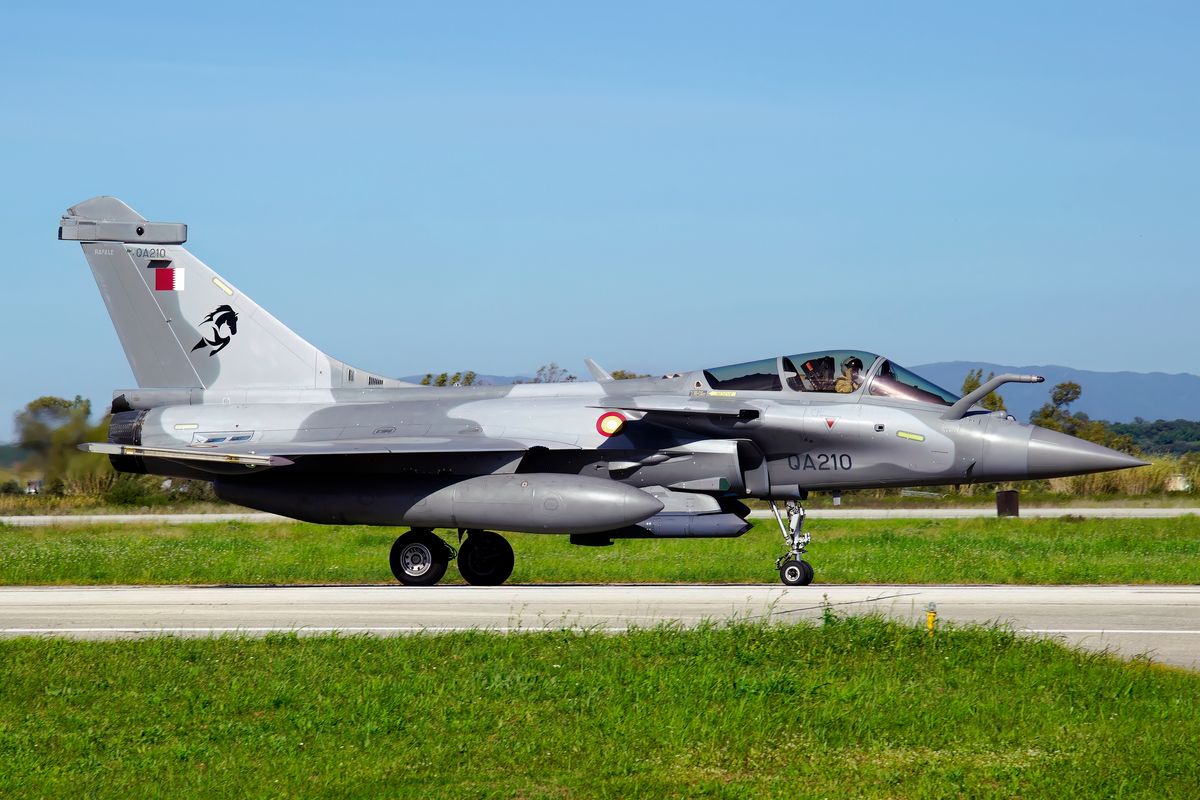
457,530,515,586
464,547,498,574
400,543,432,576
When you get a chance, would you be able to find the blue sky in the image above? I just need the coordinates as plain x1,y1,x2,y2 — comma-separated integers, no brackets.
1,2,1197,436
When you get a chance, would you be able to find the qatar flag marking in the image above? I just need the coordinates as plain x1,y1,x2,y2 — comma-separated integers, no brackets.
825,418,837,429
154,268,185,291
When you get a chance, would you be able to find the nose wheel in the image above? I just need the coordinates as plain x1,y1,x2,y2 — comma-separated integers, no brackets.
771,500,814,586
779,558,815,586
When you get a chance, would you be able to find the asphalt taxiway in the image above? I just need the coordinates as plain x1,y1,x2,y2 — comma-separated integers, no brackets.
1,584,1197,669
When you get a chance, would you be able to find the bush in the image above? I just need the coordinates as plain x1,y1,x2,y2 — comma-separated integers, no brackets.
102,475,170,507
101,475,218,507
1047,456,1198,496
59,455,115,496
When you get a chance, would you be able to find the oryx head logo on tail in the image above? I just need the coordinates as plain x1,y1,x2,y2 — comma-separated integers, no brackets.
192,305,239,356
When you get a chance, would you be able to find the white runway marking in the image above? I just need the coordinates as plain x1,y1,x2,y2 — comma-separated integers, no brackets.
1022,629,1200,635
0,626,632,635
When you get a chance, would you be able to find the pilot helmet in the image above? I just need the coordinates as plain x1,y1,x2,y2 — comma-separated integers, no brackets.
842,356,864,372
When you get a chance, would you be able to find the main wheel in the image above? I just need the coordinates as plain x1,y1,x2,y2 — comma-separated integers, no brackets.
457,530,515,586
389,529,450,586
779,559,815,586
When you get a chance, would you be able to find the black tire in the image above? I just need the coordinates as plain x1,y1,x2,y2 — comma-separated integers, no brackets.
779,559,815,587
389,529,450,586
457,530,515,586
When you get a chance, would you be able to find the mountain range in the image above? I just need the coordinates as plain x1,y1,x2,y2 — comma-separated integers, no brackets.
913,362,1200,423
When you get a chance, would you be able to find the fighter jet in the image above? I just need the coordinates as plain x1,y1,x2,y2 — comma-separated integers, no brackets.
60,197,1148,586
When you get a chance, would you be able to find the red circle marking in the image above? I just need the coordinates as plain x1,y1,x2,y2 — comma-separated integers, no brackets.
596,411,627,437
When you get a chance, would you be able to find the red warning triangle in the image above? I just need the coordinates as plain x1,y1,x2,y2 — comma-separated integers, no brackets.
825,418,837,429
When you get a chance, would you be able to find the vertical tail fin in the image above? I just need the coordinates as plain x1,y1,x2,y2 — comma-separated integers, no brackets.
59,197,402,391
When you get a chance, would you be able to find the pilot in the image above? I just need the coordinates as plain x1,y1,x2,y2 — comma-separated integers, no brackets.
835,356,864,393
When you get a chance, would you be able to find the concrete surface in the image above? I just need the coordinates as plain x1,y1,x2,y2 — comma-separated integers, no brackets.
1,584,1197,669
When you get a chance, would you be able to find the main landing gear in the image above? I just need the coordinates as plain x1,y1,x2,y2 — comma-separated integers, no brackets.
770,499,814,586
389,529,515,587
456,530,515,586
389,529,453,586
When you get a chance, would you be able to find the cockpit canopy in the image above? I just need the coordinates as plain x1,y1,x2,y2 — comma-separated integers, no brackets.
702,350,960,406
868,358,959,406
783,350,877,394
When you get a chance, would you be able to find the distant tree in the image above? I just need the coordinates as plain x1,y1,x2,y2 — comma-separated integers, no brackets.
611,370,651,380
1031,381,1080,434
421,371,482,387
1051,382,1082,409
14,395,110,494
533,362,577,383
16,395,91,465
1030,381,1136,452
1106,418,1200,455
960,368,1007,412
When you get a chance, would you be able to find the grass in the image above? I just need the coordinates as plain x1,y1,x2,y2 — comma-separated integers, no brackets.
1,618,1198,798
1,489,1197,516
1,517,1198,585
0,494,234,515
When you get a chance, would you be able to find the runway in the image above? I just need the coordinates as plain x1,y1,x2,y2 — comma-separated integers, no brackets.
1,584,1197,669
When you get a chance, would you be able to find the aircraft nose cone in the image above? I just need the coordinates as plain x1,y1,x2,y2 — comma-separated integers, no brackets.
1027,427,1150,479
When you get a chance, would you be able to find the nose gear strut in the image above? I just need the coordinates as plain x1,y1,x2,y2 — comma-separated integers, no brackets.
770,499,814,586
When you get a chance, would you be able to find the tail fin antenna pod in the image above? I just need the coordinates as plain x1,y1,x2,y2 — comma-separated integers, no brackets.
59,197,187,245
60,196,407,392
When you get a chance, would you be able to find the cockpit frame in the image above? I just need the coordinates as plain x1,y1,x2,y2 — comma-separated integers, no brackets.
702,350,960,408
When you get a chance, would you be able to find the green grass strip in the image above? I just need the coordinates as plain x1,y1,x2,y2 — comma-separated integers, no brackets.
1,517,1198,585
1,618,1197,798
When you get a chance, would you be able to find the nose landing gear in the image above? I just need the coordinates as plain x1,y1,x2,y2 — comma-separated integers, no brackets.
771,499,814,586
